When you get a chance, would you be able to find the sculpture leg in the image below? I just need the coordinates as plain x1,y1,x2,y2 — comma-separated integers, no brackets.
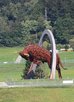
27,63,37,79
56,65,62,79
27,63,34,74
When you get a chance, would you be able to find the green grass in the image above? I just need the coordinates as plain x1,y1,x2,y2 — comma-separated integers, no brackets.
0,64,24,81
60,51,74,60
0,47,74,81
59,51,74,79
0,47,22,62
0,87,74,102
0,47,74,102
0,47,24,81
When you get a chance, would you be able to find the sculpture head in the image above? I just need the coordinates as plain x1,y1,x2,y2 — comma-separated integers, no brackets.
19,44,34,61
19,49,29,60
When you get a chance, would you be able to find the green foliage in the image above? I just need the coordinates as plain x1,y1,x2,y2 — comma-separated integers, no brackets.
0,0,74,46
64,44,69,51
42,41,50,50
34,65,45,79
54,15,74,44
57,44,64,50
22,60,45,79
22,60,31,79
69,38,74,50
21,20,39,35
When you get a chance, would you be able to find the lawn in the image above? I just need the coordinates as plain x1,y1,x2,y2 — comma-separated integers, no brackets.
0,47,74,102
0,47,22,62
0,47,24,81
0,47,74,81
0,87,74,102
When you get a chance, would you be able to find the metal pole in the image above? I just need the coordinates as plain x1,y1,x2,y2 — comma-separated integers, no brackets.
39,29,56,79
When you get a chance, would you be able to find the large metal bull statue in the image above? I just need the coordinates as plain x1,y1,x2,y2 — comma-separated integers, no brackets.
19,44,64,79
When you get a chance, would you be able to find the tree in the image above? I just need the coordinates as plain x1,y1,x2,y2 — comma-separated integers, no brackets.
64,44,69,51
22,60,45,79
0,16,9,33
21,19,40,44
22,60,31,79
0,0,74,47
69,38,74,50
54,14,74,44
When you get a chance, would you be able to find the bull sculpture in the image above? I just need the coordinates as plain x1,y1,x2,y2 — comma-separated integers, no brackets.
19,44,65,79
